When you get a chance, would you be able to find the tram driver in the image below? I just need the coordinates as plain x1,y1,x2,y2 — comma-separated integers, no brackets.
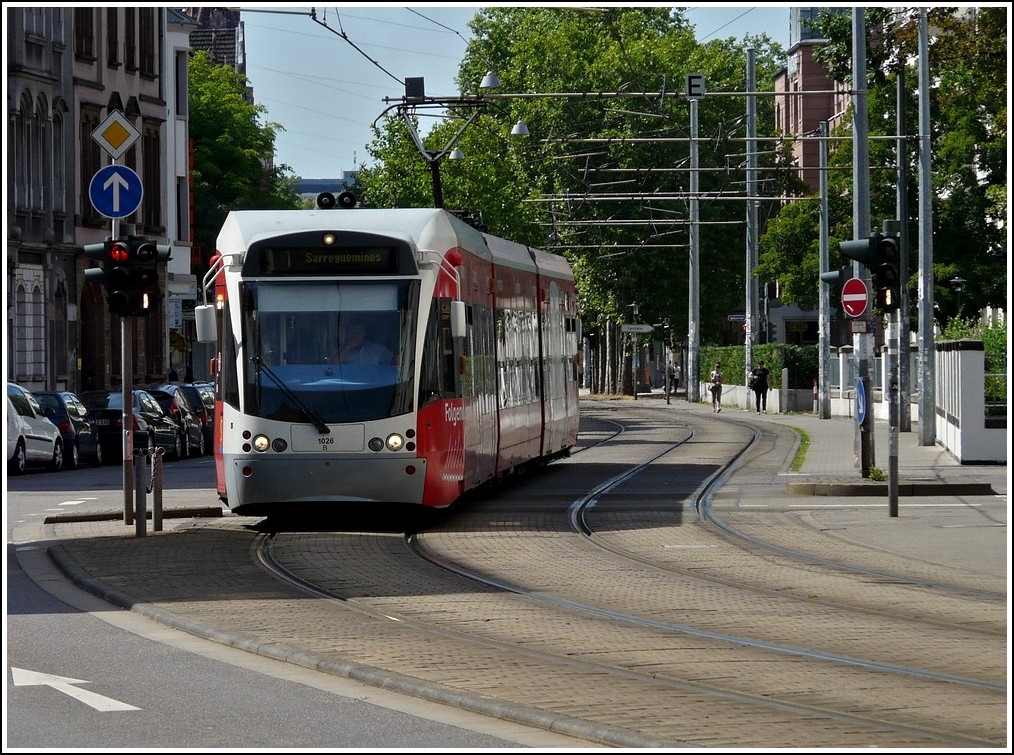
328,318,394,365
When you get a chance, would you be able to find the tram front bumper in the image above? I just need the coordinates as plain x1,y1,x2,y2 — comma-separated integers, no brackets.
226,454,428,507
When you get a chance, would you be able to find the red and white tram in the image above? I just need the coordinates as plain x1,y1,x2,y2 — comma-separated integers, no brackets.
196,207,580,515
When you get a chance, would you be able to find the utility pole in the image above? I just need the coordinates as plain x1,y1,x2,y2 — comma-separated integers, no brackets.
687,75,703,403
851,8,875,476
917,8,936,446
817,121,832,418
896,60,912,432
745,49,758,381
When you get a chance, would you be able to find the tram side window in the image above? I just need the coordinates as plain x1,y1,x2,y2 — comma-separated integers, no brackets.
221,300,240,409
418,299,456,407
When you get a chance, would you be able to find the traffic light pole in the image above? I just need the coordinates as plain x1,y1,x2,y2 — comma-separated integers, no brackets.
110,213,136,525
122,316,135,524
887,309,899,517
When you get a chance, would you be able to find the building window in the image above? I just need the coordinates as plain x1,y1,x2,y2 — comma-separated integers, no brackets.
74,7,95,60
142,120,163,232
175,49,189,115
139,8,156,76
124,7,136,69
106,8,119,66
15,278,46,380
176,176,190,242
17,92,45,214
52,109,66,215
15,93,30,211
25,7,45,37
79,106,103,225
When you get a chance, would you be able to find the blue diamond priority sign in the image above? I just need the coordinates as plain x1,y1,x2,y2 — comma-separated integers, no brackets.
89,164,143,219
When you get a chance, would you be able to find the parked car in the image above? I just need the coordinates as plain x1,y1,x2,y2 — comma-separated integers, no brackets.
153,382,214,449
145,386,205,459
7,382,64,474
78,389,182,462
34,390,104,469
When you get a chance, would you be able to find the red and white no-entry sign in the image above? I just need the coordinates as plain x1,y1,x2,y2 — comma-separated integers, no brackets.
841,277,869,318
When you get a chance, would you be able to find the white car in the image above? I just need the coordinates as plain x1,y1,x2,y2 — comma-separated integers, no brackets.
7,382,64,474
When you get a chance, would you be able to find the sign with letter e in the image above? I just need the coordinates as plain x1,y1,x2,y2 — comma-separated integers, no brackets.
686,73,706,98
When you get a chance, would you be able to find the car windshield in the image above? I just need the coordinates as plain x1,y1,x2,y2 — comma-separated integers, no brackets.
148,391,174,412
34,394,63,413
80,391,123,410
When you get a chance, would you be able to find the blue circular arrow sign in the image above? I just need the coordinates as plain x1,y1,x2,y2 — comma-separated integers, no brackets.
88,164,143,219
855,377,866,424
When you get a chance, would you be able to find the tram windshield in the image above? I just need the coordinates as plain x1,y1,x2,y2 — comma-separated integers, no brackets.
240,279,419,424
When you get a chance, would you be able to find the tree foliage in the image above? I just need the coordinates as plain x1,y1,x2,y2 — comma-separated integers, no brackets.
765,8,1007,330
356,7,1004,389
358,7,789,350
188,51,301,273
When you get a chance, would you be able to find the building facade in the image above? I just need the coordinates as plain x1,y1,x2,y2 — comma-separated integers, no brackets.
6,8,76,392
6,7,193,393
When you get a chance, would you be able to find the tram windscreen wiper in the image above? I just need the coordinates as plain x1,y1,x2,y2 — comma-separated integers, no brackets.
252,357,331,434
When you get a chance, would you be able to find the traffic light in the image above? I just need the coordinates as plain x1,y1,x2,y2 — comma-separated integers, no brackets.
837,235,880,268
837,232,903,314
82,240,109,287
128,237,170,317
871,233,901,313
105,238,136,316
819,266,850,291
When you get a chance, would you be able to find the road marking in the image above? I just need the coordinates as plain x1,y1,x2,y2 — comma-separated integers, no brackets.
10,667,140,711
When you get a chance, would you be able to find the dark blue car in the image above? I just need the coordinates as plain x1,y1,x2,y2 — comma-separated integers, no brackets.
78,389,182,462
34,390,103,469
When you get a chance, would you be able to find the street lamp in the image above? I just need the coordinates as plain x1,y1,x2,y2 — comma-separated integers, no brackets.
949,276,966,317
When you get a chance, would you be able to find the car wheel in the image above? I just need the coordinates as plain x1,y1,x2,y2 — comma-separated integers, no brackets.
49,440,64,472
195,431,206,458
179,430,190,460
9,440,27,475
91,441,103,467
171,432,183,461
66,440,80,470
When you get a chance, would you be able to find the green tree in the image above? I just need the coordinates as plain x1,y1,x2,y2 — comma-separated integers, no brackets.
765,8,1007,330
188,51,301,277
360,7,788,357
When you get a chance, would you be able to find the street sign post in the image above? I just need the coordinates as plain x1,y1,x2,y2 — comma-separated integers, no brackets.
841,277,869,318
621,323,654,334
88,165,143,219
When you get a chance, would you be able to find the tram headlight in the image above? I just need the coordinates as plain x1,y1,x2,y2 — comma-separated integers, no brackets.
385,433,404,452
252,434,271,452
368,437,384,452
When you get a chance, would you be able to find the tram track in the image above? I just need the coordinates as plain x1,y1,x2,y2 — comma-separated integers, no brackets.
255,399,1007,748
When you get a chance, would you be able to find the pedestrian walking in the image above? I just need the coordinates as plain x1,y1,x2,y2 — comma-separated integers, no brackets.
750,359,770,413
667,361,682,395
709,362,723,412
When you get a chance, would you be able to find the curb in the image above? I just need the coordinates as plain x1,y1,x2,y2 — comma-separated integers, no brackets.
43,506,225,524
785,481,996,497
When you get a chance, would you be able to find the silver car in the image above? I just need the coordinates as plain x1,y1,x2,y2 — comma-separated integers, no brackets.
7,382,64,474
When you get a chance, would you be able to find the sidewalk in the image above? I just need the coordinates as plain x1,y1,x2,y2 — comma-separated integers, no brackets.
627,387,1007,497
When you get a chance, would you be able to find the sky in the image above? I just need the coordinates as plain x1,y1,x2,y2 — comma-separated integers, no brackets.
240,5,795,181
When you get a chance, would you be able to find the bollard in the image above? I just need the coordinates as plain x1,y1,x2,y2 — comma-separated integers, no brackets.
813,377,818,415
152,446,164,531
134,448,148,538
